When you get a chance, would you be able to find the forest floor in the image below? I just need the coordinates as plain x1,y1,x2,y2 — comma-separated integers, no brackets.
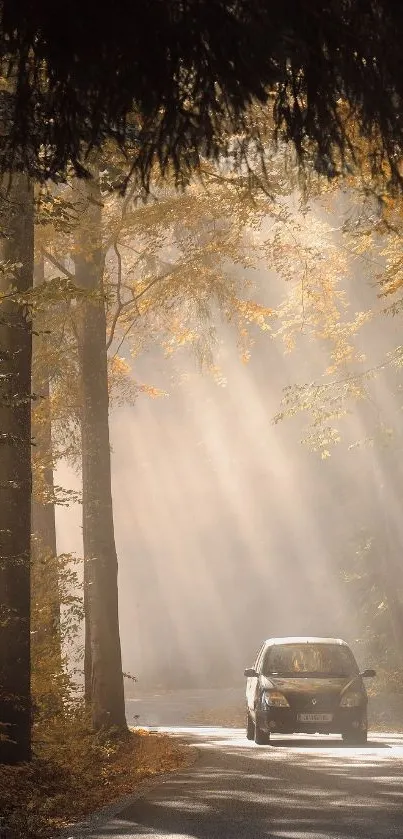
0,725,189,839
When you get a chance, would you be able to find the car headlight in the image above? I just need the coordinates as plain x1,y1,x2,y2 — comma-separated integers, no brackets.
340,691,365,708
262,690,290,708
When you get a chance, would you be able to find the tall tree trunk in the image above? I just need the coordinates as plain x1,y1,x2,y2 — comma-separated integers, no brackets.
75,174,126,731
0,175,34,763
31,257,62,706
32,257,60,627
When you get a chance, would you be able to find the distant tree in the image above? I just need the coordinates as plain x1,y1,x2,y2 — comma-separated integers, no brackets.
40,156,275,732
268,177,403,678
271,183,403,454
31,257,62,694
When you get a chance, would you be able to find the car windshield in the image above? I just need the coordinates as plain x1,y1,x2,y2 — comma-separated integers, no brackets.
262,644,359,678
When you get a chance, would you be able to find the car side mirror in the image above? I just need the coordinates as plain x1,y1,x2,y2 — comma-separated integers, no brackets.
361,668,376,678
244,667,257,678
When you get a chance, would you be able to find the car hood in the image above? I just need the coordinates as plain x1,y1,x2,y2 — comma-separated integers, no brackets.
260,674,361,697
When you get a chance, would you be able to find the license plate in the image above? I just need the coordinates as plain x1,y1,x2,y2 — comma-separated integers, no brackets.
297,713,333,723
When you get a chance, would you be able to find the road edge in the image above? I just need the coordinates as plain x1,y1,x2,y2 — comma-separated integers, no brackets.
59,739,199,838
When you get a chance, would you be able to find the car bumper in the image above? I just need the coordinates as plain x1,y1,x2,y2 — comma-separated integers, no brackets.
256,706,367,735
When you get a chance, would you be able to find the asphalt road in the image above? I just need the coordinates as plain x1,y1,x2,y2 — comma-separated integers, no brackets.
80,691,403,839
125,687,245,728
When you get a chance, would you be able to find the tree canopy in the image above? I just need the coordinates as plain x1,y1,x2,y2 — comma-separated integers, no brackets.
1,1,403,186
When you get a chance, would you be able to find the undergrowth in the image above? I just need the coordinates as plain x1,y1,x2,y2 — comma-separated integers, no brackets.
0,712,187,839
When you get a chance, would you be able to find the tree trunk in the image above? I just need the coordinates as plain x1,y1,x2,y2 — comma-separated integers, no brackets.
31,258,60,640
31,257,63,710
0,175,34,763
75,174,126,731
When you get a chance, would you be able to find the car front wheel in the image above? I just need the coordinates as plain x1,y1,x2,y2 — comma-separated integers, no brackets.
254,720,271,745
246,710,254,740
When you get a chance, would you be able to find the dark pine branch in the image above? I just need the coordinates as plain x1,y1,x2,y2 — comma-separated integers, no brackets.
0,2,402,188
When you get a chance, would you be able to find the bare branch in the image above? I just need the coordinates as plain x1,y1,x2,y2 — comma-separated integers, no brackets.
111,313,140,361
104,183,143,252
42,250,76,283
114,243,123,308
105,242,126,351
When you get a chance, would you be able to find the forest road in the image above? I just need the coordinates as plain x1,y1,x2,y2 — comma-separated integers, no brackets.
83,695,403,839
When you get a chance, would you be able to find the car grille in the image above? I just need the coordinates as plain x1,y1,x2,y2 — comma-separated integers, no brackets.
286,692,339,712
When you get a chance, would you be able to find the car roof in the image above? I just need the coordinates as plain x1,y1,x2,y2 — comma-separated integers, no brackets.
263,636,349,647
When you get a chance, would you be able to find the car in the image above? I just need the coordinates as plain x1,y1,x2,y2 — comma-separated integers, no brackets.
244,636,376,745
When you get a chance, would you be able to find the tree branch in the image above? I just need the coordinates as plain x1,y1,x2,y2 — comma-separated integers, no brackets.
42,250,76,282
114,243,123,308
105,241,126,351
109,260,190,358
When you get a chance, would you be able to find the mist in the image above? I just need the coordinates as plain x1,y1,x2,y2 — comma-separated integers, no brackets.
55,192,403,693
